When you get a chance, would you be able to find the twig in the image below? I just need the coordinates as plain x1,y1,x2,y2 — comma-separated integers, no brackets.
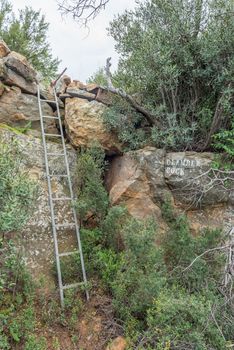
182,245,230,272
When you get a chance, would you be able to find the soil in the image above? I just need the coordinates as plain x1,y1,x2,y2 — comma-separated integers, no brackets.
34,283,123,350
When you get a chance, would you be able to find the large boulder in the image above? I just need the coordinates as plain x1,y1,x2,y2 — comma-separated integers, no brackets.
0,86,57,133
4,51,37,82
65,97,122,155
0,128,77,286
165,152,233,207
106,147,234,233
105,148,168,230
0,51,37,94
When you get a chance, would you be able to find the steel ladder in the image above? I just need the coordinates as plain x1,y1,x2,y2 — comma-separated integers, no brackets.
37,84,89,307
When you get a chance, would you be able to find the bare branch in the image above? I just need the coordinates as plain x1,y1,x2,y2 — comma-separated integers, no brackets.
182,244,231,272
170,167,234,209
57,0,110,25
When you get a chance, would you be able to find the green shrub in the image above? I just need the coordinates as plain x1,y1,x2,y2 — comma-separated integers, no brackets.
213,115,234,158
102,96,148,151
161,211,224,292
146,288,228,350
111,218,167,323
108,0,234,151
76,146,109,224
0,141,37,234
101,205,128,250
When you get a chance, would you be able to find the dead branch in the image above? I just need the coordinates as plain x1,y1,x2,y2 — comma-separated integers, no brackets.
104,57,160,127
182,245,231,272
170,167,234,209
57,0,110,24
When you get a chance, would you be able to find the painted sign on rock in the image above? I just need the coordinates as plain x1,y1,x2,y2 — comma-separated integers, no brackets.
165,158,200,177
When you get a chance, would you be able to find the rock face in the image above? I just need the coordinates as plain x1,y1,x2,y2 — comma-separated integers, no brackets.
0,86,56,132
106,150,165,228
65,97,122,155
0,43,58,135
106,147,234,233
0,128,77,286
165,151,233,207
0,51,37,94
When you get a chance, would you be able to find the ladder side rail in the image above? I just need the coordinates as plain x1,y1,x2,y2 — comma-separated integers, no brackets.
52,87,89,300
37,86,65,307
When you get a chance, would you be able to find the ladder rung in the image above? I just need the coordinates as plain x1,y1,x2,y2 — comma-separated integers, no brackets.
47,153,65,156
42,115,59,120
55,223,76,228
59,251,79,257
48,174,68,178
40,99,56,103
44,133,62,137
52,197,73,201
62,282,83,290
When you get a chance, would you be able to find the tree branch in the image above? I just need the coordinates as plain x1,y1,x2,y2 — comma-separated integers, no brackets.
104,57,160,127
182,242,232,273
57,0,110,25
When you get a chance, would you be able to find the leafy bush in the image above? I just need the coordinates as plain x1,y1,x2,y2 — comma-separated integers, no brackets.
102,97,148,151
0,141,37,234
76,146,109,224
146,288,227,350
161,205,225,292
213,115,234,158
0,240,47,350
111,219,166,323
108,0,234,151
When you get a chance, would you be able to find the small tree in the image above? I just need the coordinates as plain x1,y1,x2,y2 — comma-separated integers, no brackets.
0,0,60,80
108,0,234,151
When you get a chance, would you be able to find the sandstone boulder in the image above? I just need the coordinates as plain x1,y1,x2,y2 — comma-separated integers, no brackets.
0,51,37,94
0,40,10,58
4,51,37,81
106,147,234,233
105,149,167,229
65,97,122,155
0,86,56,133
165,152,233,207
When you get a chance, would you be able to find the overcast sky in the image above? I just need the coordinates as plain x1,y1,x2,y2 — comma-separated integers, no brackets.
12,0,136,82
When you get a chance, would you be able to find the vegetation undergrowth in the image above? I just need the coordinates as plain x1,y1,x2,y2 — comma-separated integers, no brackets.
77,146,233,350
0,140,86,349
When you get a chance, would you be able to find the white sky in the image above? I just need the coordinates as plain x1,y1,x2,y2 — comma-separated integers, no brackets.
12,0,136,82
